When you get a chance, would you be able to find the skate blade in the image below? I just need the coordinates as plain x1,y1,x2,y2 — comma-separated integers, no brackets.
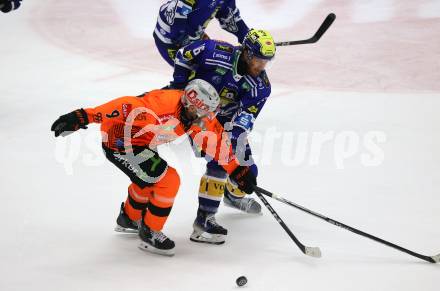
114,225,139,234
190,230,225,245
138,241,175,256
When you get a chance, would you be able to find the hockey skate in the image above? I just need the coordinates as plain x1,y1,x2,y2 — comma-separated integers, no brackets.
138,222,175,256
114,202,139,233
190,210,228,245
223,192,262,214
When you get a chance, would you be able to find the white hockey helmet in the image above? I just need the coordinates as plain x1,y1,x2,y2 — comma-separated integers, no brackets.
182,79,220,119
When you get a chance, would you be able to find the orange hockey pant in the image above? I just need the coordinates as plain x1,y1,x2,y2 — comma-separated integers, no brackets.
124,167,180,231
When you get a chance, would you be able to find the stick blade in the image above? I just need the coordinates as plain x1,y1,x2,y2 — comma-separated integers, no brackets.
431,253,440,263
313,13,337,41
305,246,322,258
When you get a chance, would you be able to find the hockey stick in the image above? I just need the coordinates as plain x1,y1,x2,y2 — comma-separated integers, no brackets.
254,189,322,258
275,13,336,46
255,186,440,264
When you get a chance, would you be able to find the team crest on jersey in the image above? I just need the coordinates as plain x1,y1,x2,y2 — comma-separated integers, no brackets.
219,87,238,104
165,0,178,25
184,50,193,60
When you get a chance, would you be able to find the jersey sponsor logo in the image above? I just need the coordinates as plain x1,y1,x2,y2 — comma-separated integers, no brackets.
178,4,192,16
235,111,254,130
187,89,210,111
241,81,251,91
167,48,177,60
213,52,230,61
122,104,132,119
226,82,239,90
214,44,233,53
215,67,228,75
158,114,175,123
247,106,259,114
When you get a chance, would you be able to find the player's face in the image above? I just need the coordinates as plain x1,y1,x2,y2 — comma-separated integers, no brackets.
245,51,270,77
182,103,217,123
183,104,200,121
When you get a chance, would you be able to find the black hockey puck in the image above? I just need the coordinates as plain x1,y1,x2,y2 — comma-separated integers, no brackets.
236,276,247,287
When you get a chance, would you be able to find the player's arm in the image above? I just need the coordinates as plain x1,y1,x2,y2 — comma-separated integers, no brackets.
51,96,143,137
216,0,250,43
185,0,209,42
171,40,209,89
229,87,270,155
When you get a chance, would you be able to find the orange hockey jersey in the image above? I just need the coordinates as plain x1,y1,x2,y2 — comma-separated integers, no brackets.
84,89,239,174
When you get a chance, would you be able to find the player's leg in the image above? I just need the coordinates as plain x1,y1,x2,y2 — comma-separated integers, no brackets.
138,167,180,256
190,160,228,244
223,143,262,214
115,183,148,233
103,145,179,255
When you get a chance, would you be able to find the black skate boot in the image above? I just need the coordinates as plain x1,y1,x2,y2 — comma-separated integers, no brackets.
190,210,228,245
138,221,175,256
114,202,139,233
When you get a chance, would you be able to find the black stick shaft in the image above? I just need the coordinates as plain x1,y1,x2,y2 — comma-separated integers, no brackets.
255,191,306,254
275,13,336,46
255,186,438,263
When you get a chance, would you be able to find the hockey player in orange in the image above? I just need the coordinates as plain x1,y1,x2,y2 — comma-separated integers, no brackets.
51,79,257,256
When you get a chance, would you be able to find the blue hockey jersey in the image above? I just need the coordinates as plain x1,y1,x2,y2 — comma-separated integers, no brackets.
154,0,249,47
172,39,271,142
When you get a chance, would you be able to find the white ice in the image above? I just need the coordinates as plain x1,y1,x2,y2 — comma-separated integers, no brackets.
1,1,439,291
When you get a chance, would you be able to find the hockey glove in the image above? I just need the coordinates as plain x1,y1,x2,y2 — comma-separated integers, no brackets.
51,109,89,137
230,166,257,194
1,0,21,13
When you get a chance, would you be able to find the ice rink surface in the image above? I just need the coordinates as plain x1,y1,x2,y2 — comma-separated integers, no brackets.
1,1,439,290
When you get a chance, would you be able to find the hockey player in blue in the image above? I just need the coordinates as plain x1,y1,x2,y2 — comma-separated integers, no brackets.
169,29,276,244
153,0,249,66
